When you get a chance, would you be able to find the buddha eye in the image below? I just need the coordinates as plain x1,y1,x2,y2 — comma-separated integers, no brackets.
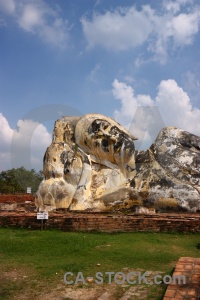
101,139,109,152
102,139,109,147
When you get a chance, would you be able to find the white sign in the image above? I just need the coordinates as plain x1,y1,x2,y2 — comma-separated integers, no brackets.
37,212,48,220
27,187,31,194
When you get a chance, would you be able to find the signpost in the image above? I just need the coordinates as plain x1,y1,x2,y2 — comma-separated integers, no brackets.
37,212,48,220
27,187,31,194
37,212,48,230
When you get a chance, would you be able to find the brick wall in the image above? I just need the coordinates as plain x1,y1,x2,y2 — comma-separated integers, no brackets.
0,212,199,233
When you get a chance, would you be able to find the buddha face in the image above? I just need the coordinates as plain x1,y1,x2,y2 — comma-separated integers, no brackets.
75,115,136,166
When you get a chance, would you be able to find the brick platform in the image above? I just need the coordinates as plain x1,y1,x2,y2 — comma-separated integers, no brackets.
163,257,200,300
0,211,199,233
0,194,34,203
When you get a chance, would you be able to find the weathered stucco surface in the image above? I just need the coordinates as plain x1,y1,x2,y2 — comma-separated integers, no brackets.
35,114,200,212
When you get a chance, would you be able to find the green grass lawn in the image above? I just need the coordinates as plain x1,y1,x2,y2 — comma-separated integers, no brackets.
0,228,199,299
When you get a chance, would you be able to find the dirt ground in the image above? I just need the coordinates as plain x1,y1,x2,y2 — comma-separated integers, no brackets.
0,266,166,300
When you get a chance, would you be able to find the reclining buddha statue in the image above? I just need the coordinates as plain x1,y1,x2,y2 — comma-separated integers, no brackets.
35,114,200,212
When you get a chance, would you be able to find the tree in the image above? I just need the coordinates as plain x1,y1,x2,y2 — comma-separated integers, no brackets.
0,167,44,194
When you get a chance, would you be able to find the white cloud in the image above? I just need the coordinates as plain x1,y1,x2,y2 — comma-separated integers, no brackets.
0,113,51,171
0,113,13,151
0,0,70,49
124,76,135,84
155,79,200,132
14,119,52,170
149,9,200,63
81,2,200,63
163,0,194,13
112,79,154,126
134,56,146,68
112,79,200,149
88,63,101,82
182,71,200,103
170,12,200,45
15,119,51,151
0,0,15,14
0,113,15,170
19,3,43,32
81,6,154,51
40,18,69,48
18,1,70,48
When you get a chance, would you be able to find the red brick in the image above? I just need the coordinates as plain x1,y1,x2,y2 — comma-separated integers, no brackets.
173,271,183,276
188,289,197,296
175,289,187,296
165,289,176,297
184,264,193,270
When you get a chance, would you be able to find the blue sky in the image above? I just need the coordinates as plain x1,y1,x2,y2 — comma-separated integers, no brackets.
0,0,200,171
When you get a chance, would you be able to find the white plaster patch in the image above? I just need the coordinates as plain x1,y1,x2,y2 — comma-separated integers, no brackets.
178,154,193,165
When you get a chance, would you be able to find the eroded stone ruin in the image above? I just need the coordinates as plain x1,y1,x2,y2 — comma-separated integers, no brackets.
35,114,200,212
